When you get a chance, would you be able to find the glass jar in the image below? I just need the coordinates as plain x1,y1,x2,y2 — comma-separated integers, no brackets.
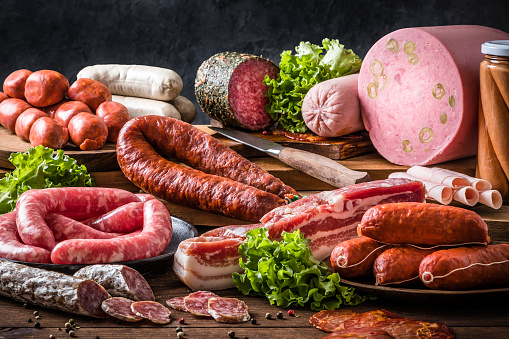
477,40,509,196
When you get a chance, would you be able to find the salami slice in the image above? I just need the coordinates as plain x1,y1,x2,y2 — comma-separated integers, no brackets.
166,296,188,312
207,297,250,323
74,264,155,301
0,260,110,318
101,297,143,322
131,301,172,324
183,291,217,317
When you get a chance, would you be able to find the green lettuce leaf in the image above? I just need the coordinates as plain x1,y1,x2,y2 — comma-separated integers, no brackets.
233,228,369,311
264,38,362,133
0,145,95,214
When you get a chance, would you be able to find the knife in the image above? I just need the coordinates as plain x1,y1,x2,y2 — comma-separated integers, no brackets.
209,126,371,188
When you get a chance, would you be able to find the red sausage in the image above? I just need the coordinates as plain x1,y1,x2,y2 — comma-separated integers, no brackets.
82,201,144,233
0,91,9,103
96,101,130,142
0,211,51,263
0,97,32,133
330,236,389,279
42,98,69,118
54,100,93,127
14,107,48,141
24,70,69,107
15,187,142,250
51,199,173,264
2,69,32,99
357,202,490,246
67,78,112,111
419,244,509,290
68,112,108,150
29,116,68,149
45,214,123,241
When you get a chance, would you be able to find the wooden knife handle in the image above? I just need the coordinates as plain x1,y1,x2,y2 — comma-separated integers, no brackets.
278,147,371,188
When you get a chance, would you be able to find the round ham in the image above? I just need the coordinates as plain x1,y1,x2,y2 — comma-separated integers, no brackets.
358,25,509,166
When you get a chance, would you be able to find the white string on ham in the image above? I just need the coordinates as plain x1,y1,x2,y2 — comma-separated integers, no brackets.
388,172,453,205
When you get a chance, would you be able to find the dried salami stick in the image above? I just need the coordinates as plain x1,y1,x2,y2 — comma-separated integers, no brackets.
0,260,110,318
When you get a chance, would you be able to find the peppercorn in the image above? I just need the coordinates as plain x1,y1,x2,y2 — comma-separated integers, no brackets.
228,330,235,338
94,336,101,339
250,318,257,325
34,321,41,328
33,311,39,316
69,329,76,337
49,335,55,339
69,318,75,324
265,313,272,320
276,311,283,319
178,317,185,324
177,332,185,339
176,326,183,332
27,318,32,323
65,322,73,329
288,310,295,317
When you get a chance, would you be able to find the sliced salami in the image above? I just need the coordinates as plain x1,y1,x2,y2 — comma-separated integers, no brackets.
207,297,250,323
183,291,217,317
101,297,143,322
131,301,172,324
166,296,188,312
74,264,155,301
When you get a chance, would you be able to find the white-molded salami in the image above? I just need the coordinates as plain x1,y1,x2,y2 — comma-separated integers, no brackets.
358,25,509,166
101,297,143,322
131,301,172,324
207,297,250,323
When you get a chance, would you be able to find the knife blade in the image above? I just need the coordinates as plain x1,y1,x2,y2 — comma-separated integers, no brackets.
209,126,371,188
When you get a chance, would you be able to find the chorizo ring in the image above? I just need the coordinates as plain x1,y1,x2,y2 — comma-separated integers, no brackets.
116,116,297,222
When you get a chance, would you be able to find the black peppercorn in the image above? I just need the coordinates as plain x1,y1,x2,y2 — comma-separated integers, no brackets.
228,330,235,338
276,311,283,319
34,321,41,328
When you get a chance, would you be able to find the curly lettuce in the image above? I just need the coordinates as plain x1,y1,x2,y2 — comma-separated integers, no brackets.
264,38,362,133
0,145,95,214
232,228,369,311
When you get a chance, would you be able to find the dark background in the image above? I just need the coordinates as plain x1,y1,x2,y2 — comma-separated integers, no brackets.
1,0,508,125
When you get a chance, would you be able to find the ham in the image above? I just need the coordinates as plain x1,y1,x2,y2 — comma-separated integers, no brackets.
358,25,509,166
173,179,426,290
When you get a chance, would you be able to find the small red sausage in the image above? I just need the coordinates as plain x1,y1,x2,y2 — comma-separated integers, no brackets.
54,100,93,127
0,97,33,133
67,78,112,111
3,69,32,99
24,70,69,107
0,92,9,103
68,112,108,150
29,116,68,149
42,98,69,118
14,107,48,141
96,101,130,142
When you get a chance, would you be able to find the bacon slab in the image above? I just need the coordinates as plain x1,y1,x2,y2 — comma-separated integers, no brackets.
173,179,425,291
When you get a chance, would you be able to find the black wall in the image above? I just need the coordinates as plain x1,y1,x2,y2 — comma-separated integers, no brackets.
1,0,508,125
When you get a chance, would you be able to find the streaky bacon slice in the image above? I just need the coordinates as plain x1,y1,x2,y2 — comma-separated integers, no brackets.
173,179,425,291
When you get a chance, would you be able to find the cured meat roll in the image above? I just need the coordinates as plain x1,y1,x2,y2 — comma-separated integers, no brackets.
358,25,509,166
0,260,110,318
195,52,278,131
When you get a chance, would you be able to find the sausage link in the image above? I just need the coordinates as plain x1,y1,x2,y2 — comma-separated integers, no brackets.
357,202,489,246
82,201,144,233
2,69,32,99
24,70,69,107
0,97,33,133
14,107,48,141
45,214,123,241
67,78,111,111
419,244,509,290
68,112,108,150
29,116,69,149
116,116,296,221
96,101,130,142
54,100,93,127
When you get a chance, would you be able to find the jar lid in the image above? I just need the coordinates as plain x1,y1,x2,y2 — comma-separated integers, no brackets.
482,40,509,57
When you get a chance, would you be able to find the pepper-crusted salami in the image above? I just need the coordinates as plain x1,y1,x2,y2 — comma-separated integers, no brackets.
116,116,296,222
207,297,250,323
195,51,278,131
0,260,110,318
74,264,155,301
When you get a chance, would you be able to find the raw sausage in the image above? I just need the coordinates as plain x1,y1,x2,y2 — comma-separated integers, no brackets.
0,97,32,133
74,264,155,301
14,107,48,141
15,187,141,250
68,112,108,150
82,201,144,233
54,100,93,127
330,236,388,278
302,73,365,137
67,78,112,111
29,116,68,149
357,202,489,245
96,100,130,142
169,95,197,123
0,211,51,263
101,297,143,322
50,198,173,264
116,115,296,222
419,244,509,290
45,214,123,241
0,260,110,318
111,95,181,120
78,64,183,101
2,69,32,99
24,70,69,107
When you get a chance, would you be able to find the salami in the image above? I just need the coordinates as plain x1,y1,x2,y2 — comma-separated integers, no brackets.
183,291,217,317
0,260,110,318
207,297,250,323
101,297,143,322
195,51,278,131
74,264,155,301
116,115,297,222
165,296,188,312
131,301,172,324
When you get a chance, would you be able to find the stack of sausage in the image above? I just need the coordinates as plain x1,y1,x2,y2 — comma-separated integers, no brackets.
78,64,197,124
330,202,509,290
0,69,130,150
